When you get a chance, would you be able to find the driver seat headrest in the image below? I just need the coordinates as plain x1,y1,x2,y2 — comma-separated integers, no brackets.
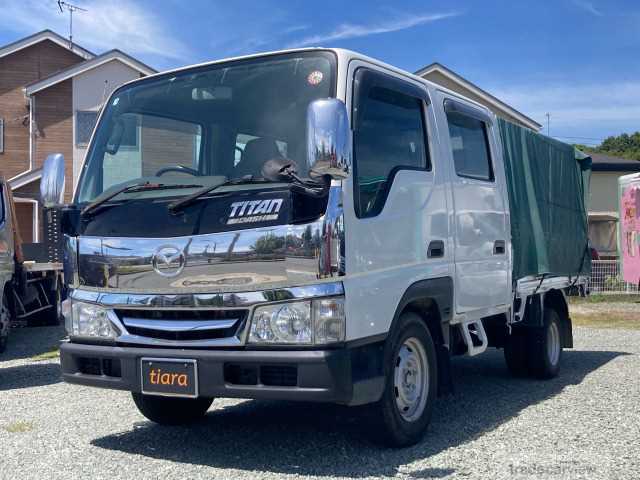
238,137,283,176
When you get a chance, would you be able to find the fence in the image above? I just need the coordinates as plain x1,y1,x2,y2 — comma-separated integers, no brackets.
590,260,640,294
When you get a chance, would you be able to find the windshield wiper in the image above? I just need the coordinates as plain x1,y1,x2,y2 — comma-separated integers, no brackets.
168,176,270,213
82,182,202,218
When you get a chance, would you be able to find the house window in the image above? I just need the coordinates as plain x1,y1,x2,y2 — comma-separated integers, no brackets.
76,111,99,146
446,111,494,181
0,118,4,153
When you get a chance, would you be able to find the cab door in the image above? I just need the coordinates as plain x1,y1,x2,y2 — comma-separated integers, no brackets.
440,97,510,314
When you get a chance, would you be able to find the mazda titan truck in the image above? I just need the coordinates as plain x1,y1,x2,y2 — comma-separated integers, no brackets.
51,49,591,447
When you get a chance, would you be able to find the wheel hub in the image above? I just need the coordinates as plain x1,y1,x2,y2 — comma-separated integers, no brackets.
394,337,429,422
547,321,561,366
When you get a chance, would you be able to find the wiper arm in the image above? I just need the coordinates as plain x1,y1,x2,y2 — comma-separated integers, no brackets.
275,165,329,198
168,176,270,213
82,182,202,218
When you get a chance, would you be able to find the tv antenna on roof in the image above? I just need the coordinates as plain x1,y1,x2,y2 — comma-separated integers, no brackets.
57,1,87,49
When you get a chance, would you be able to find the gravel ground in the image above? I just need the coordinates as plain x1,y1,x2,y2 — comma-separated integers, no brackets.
1,325,639,480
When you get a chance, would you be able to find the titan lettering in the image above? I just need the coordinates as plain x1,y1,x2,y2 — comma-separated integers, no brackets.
149,368,188,387
229,199,283,219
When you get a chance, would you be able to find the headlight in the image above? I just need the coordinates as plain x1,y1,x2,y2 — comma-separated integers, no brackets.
249,297,345,345
66,301,117,339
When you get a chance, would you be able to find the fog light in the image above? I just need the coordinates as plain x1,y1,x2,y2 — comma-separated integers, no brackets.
70,301,116,338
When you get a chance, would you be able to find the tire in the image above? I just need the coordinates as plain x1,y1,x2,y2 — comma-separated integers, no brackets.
526,307,563,379
369,312,438,447
504,327,528,377
0,291,12,354
131,393,214,425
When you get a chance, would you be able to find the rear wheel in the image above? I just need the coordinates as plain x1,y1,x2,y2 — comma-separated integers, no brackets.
504,307,563,379
527,307,563,379
132,393,214,425
369,312,438,447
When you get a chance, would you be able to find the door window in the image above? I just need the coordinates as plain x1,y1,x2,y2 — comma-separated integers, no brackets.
353,70,428,218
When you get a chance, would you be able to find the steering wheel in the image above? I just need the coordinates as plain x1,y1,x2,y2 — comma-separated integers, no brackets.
155,165,200,177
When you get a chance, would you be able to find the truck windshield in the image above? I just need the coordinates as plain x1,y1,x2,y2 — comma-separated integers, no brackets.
76,51,336,204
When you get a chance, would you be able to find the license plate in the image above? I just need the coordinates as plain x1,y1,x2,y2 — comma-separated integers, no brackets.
140,358,198,398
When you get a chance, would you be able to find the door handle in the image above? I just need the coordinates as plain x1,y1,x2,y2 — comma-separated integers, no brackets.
493,240,506,255
427,240,445,258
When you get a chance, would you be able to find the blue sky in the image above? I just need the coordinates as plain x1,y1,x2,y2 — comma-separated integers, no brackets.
1,0,638,144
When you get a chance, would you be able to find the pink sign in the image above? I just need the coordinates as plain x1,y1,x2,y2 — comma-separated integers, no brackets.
620,184,640,284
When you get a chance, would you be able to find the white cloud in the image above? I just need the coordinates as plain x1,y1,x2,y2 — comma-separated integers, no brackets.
572,0,603,16
0,0,189,61
288,12,461,47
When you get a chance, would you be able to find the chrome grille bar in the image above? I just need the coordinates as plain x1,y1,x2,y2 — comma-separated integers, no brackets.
121,317,238,332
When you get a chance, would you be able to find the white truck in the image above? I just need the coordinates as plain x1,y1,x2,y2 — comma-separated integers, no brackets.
0,177,64,352
49,48,590,447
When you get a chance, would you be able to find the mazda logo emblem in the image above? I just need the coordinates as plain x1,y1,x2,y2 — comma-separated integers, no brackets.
152,245,185,277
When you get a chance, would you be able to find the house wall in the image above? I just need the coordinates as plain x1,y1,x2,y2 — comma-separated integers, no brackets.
72,60,143,191
0,40,83,181
422,70,530,128
590,171,626,214
33,80,74,202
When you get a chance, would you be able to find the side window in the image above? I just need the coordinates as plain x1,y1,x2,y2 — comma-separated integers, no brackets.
353,70,428,218
446,110,494,181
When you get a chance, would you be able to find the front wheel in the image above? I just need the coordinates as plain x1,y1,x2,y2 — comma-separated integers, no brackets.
132,393,214,425
369,312,438,447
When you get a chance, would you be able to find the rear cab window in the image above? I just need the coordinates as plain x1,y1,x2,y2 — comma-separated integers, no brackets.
444,101,494,182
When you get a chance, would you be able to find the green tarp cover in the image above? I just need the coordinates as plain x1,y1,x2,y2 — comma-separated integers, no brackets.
497,118,592,280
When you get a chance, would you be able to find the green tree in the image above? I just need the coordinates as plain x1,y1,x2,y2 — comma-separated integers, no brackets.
577,131,640,161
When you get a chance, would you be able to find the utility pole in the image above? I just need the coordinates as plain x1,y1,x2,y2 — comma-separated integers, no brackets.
545,112,550,136
57,1,87,49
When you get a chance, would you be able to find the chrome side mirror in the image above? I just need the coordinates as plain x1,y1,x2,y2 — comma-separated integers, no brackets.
306,98,351,179
40,153,66,207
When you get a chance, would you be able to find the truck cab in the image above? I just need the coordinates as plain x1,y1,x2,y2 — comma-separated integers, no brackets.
53,49,579,447
0,177,64,352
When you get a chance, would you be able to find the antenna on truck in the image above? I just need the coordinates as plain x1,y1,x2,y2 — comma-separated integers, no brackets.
57,1,87,49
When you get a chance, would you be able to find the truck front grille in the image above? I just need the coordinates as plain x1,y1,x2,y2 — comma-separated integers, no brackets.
114,309,247,342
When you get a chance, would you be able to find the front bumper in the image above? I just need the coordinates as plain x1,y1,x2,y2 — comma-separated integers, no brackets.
60,340,385,406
